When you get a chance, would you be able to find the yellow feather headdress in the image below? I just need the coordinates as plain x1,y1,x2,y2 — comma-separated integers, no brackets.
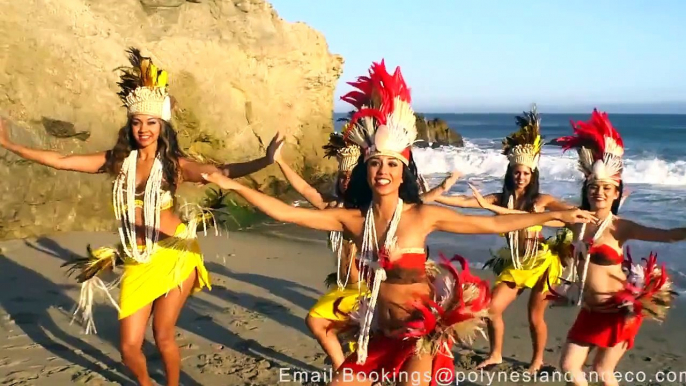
502,104,543,170
116,47,172,121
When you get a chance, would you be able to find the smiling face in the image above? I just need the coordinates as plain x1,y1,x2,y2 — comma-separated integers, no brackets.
511,164,533,190
586,181,620,210
130,114,162,149
366,155,404,196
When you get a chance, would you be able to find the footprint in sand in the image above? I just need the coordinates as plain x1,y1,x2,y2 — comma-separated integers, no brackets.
253,301,288,315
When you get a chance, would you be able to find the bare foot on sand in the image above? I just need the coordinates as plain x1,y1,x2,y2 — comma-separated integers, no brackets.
476,355,502,369
525,359,544,374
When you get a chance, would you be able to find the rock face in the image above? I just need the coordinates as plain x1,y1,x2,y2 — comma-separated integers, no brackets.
414,114,464,148
0,0,343,239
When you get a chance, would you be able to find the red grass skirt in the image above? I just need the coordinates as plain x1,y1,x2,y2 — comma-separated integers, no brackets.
567,308,643,349
337,334,454,386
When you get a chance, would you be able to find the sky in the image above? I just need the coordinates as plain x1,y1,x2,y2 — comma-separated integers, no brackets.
269,0,686,113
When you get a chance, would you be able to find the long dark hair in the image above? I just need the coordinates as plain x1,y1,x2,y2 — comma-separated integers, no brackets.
343,153,423,209
101,117,185,193
581,179,624,215
497,164,540,212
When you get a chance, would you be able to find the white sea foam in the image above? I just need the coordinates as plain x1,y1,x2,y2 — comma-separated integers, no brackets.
412,140,686,186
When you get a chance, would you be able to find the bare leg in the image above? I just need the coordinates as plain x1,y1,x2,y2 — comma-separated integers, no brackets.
120,303,154,386
328,368,373,386
306,314,346,369
397,353,433,386
559,340,591,386
476,282,519,369
591,343,627,386
151,271,197,386
526,278,550,373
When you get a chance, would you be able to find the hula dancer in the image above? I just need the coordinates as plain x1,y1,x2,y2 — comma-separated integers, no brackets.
550,109,685,386
0,48,281,386
199,60,596,385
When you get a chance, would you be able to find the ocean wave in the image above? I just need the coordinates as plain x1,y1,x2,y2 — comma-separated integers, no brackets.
413,140,686,186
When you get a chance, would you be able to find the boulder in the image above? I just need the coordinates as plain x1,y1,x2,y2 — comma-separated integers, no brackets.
414,114,464,148
0,0,343,239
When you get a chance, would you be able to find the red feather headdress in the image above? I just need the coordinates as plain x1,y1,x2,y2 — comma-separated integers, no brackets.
340,60,417,165
557,109,624,185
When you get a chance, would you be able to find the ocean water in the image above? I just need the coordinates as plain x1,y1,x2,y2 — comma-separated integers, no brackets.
333,112,686,291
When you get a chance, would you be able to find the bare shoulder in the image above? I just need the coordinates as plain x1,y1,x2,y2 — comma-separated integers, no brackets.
416,202,453,217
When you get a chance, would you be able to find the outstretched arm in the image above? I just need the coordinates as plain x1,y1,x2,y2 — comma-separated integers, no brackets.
619,219,686,243
420,171,460,204
181,132,286,183
468,186,567,227
1,118,106,173
433,192,499,208
274,158,327,210
422,204,596,235
218,131,284,178
200,171,346,232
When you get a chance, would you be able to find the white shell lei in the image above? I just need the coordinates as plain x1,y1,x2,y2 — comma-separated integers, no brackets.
112,150,165,263
572,213,614,305
355,198,404,365
506,196,540,269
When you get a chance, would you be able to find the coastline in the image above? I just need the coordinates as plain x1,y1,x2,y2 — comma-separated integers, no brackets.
0,225,684,385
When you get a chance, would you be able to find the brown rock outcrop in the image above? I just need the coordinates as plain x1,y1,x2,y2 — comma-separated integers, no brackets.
414,114,464,148
0,0,343,239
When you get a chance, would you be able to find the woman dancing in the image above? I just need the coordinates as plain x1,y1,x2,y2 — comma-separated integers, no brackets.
200,60,596,386
274,131,458,370
429,106,577,372
551,109,684,386
0,48,282,386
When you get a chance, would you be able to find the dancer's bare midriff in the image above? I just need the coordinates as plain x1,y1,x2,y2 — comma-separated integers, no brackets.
132,207,182,246
377,281,432,336
582,263,626,306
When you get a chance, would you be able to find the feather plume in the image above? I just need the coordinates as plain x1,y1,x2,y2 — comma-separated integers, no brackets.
556,109,624,182
340,60,417,164
61,245,124,283
115,47,167,104
324,271,339,289
501,104,543,170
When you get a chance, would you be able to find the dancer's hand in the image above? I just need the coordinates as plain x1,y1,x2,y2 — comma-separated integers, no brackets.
440,170,461,191
468,183,490,209
0,117,11,148
266,131,285,164
201,172,242,191
556,209,598,224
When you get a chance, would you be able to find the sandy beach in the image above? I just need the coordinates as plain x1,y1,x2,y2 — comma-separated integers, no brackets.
1,223,685,386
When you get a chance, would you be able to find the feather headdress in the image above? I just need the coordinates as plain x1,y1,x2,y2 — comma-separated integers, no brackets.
341,60,417,165
116,47,172,121
322,131,361,172
502,104,543,170
557,109,624,185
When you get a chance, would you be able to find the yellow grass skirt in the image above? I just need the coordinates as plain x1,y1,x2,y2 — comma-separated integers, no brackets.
309,281,368,322
494,243,562,293
118,223,212,319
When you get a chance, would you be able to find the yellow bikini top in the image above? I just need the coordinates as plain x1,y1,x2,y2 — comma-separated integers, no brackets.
125,190,174,211
498,204,543,236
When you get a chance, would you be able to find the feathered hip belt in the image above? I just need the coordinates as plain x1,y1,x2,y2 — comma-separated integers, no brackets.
547,248,678,323
336,254,491,386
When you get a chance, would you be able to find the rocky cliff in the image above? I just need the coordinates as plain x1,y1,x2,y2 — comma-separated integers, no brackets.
0,0,343,239
414,114,464,148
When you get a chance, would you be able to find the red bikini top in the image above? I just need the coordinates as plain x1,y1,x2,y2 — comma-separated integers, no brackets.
588,243,623,266
379,248,427,271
